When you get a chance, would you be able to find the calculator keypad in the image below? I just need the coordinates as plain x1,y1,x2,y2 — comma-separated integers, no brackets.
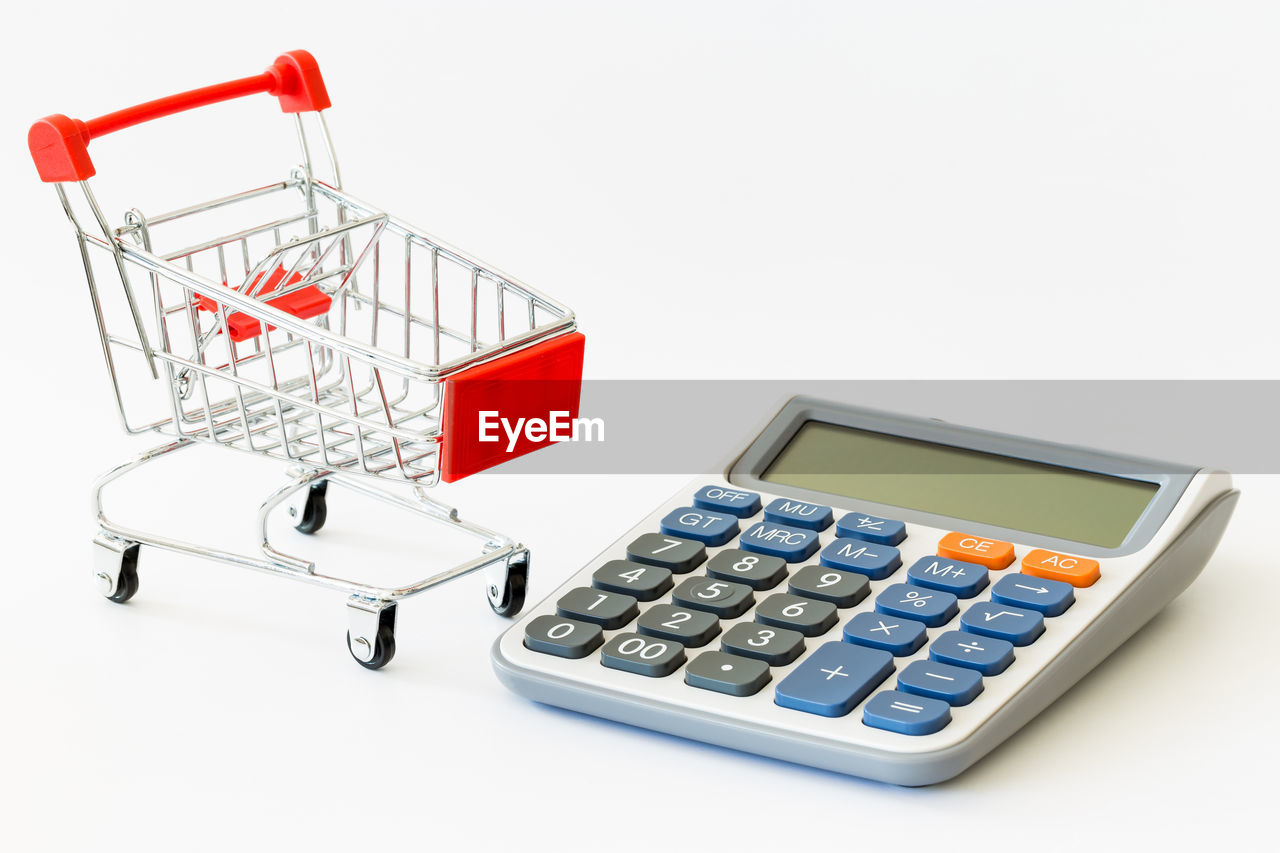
705,549,788,590
660,507,741,547
671,577,755,618
835,512,906,546
685,650,772,697
764,498,834,531
774,642,894,717
556,587,639,630
626,533,706,573
905,556,989,599
739,521,821,562
721,622,806,666
819,538,902,580
754,593,837,636
521,481,1099,738
843,611,929,656
523,615,604,659
959,602,1045,646
862,690,952,735
636,604,721,647
601,633,686,677
929,631,1015,676
787,565,870,607
874,583,958,629
593,560,673,601
989,573,1075,616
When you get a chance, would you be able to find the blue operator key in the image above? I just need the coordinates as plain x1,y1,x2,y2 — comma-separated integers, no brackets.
960,602,1045,646
740,521,821,563
990,573,1075,617
896,660,984,706
930,631,1015,676
863,690,952,736
764,498,833,531
835,512,906,546
659,507,739,547
819,538,902,580
693,485,762,518
774,641,895,718
875,583,958,629
905,556,989,599
843,611,927,656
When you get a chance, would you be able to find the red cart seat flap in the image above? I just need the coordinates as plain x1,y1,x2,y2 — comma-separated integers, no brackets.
196,266,332,342
440,331,586,483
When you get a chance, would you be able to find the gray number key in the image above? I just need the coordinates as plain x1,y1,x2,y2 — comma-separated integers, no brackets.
626,533,706,573
637,604,721,647
705,549,788,590
592,560,673,601
685,650,771,697
671,577,755,618
721,622,806,666
755,593,838,636
601,633,686,677
788,565,870,608
556,587,639,630
524,615,604,659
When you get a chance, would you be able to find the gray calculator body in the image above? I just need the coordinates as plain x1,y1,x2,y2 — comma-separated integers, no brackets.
492,398,1238,785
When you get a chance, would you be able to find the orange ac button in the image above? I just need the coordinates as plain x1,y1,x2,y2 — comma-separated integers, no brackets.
938,532,1015,571
1022,549,1100,587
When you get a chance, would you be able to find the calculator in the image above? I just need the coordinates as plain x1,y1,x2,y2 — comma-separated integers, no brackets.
492,397,1238,785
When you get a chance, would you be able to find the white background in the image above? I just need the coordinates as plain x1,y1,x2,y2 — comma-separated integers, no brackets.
2,2,1277,850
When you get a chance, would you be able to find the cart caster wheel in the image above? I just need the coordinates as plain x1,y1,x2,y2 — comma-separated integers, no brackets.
488,556,528,618
347,602,396,670
295,481,328,535
346,629,395,669
107,546,140,604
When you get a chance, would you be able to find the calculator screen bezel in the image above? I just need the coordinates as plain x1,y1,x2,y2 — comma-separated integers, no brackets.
727,397,1197,558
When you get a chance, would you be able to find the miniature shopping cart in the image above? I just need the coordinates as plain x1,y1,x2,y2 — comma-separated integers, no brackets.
29,50,585,668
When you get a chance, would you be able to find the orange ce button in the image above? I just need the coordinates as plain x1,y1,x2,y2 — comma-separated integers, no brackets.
1022,549,1101,587
937,532,1015,570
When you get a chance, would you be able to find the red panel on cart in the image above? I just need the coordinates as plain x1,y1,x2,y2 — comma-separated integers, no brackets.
197,266,332,342
440,332,586,483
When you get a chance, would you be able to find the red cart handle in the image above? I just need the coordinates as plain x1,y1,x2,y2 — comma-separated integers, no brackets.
28,50,330,183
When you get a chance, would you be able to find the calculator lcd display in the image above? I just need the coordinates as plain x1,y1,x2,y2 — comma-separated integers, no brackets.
761,421,1159,548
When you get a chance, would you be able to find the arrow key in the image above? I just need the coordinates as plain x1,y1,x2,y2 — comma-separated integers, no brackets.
990,573,1075,617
